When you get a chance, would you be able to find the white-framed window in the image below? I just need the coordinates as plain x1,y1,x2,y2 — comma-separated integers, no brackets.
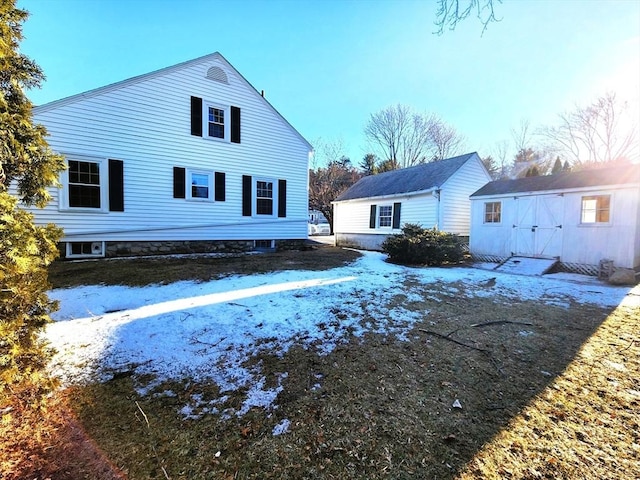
484,201,502,223
187,169,213,201
66,241,105,258
60,157,108,212
581,195,610,224
204,101,230,141
255,179,274,215
378,205,393,227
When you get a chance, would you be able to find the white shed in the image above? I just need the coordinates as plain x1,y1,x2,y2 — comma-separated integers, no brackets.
23,52,312,258
333,153,492,250
469,164,640,274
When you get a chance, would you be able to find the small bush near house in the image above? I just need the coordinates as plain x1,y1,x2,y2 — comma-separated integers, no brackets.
382,223,465,266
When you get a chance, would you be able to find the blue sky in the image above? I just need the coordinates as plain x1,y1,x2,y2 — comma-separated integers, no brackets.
18,0,640,166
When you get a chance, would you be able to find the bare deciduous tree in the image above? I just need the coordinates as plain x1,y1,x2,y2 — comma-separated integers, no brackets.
430,120,467,161
309,157,360,234
434,0,502,35
539,92,639,165
490,139,510,179
364,105,466,169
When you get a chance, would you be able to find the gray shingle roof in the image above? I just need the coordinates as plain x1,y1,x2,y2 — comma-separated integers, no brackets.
471,163,640,197
335,152,478,201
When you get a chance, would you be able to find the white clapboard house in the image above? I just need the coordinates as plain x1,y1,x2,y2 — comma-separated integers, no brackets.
26,53,312,258
332,152,492,250
469,163,640,274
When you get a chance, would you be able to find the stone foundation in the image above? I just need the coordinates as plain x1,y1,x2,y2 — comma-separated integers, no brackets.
59,239,308,259
105,240,253,257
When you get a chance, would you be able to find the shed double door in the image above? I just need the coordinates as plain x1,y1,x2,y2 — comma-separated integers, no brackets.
512,195,563,258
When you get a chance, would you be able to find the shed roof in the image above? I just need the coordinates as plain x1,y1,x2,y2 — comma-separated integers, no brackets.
471,163,640,197
335,152,478,201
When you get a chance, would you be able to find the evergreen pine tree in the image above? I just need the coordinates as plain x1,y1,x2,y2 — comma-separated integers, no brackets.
1,0,65,405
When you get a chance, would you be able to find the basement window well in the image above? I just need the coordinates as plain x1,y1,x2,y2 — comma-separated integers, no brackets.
66,241,105,258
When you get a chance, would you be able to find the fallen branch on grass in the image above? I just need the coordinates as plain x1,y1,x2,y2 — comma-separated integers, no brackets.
470,320,533,328
419,329,491,353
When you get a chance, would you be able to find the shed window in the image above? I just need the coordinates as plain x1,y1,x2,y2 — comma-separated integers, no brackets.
581,195,610,223
379,205,393,227
484,202,501,223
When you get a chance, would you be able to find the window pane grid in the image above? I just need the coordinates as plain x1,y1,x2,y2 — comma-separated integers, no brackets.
191,173,210,199
484,202,501,223
379,205,392,227
69,184,101,208
208,107,225,138
68,160,101,208
581,195,610,223
256,180,274,215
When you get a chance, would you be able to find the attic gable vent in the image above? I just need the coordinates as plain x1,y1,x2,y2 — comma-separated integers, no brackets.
206,66,229,84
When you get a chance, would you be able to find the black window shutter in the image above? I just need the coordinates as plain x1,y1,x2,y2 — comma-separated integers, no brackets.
369,205,377,229
173,167,186,198
190,96,203,136
392,202,401,229
230,106,241,143
214,172,226,201
108,159,124,212
278,179,287,218
242,175,252,216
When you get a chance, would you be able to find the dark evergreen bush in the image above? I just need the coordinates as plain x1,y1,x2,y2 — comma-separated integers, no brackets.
381,223,465,266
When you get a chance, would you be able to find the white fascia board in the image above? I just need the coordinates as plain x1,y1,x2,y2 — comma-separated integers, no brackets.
470,183,640,200
332,188,437,205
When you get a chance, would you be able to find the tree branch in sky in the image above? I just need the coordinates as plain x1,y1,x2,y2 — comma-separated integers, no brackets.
434,0,502,35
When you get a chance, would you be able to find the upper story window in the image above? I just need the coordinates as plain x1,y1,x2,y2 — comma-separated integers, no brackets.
207,106,225,139
378,205,393,227
484,201,501,223
256,180,274,215
581,195,610,224
68,160,101,208
191,96,241,143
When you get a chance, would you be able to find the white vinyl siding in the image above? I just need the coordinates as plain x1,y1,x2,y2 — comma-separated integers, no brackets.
28,54,310,242
438,156,492,235
333,193,438,235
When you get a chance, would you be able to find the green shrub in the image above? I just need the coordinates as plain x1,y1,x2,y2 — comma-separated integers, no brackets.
381,223,465,266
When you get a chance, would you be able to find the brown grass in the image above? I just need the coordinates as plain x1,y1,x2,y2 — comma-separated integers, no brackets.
48,244,362,288
4,247,638,479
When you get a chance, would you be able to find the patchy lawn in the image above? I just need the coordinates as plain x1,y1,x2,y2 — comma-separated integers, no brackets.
3,246,638,479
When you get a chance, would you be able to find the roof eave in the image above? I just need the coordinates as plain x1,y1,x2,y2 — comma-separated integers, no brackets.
333,187,438,204
471,182,640,199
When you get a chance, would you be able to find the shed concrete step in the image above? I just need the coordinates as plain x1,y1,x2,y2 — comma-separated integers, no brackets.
494,256,558,276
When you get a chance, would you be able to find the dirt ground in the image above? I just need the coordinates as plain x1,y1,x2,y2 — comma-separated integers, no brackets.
4,246,638,479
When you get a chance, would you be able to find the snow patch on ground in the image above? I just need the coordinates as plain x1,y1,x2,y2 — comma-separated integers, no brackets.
45,251,637,418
